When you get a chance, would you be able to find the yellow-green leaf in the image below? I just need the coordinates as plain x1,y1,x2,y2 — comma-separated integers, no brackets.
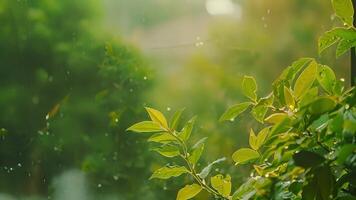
284,86,295,109
336,39,356,57
170,108,185,130
256,127,269,148
148,132,177,143
318,29,340,55
265,113,288,124
317,65,336,94
294,60,318,99
332,0,354,26
232,148,260,164
152,145,180,158
188,137,207,165
308,97,337,115
178,116,196,141
249,129,259,151
242,76,257,101
211,174,232,197
176,184,202,200
150,166,189,180
220,102,252,122
127,121,163,133
145,107,168,129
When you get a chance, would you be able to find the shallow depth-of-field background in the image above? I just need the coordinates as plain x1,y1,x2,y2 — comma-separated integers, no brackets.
0,0,351,199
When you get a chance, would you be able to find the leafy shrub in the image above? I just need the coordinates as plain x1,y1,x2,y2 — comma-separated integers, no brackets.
128,0,356,199
0,0,153,196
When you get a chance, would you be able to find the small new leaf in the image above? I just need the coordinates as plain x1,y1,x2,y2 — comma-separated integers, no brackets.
283,86,295,109
152,145,180,158
179,116,197,141
317,65,336,94
256,127,269,148
127,121,163,133
249,129,259,151
170,108,185,130
242,76,258,102
199,157,226,179
265,113,288,124
176,184,202,200
188,137,207,165
232,148,260,164
220,102,252,122
148,132,177,143
211,174,232,197
145,107,169,129
150,166,189,180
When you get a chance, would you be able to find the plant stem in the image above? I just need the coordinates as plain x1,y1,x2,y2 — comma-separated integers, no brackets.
166,128,228,199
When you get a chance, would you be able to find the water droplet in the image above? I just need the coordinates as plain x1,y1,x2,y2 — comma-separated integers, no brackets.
143,76,147,80
45,114,50,120
229,118,235,122
340,78,345,82
113,175,119,180
17,163,22,167
97,183,102,188
261,16,265,21
264,24,268,28
267,9,271,14
166,107,171,111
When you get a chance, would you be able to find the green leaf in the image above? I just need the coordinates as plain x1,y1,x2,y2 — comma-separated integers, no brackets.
242,76,258,101
232,178,256,200
145,107,168,129
211,174,232,197
316,166,334,200
199,157,226,179
152,145,180,158
318,29,340,55
293,150,325,168
298,87,319,107
337,144,356,164
150,166,189,180
220,102,252,122
336,39,356,57
284,86,295,109
188,137,207,165
256,127,269,148
280,58,314,82
317,65,336,94
176,184,202,200
178,116,196,141
265,113,288,124
251,105,268,123
308,97,337,115
148,132,177,143
332,0,354,26
232,148,260,164
294,60,318,99
249,129,259,151
170,108,185,130
127,121,163,133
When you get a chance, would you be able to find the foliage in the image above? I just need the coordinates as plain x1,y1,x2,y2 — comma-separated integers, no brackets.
128,1,356,199
0,0,154,197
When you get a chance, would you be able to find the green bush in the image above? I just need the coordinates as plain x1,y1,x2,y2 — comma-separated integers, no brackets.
128,0,356,199
0,0,154,197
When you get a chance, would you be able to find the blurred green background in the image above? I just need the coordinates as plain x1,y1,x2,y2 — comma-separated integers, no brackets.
0,0,351,199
